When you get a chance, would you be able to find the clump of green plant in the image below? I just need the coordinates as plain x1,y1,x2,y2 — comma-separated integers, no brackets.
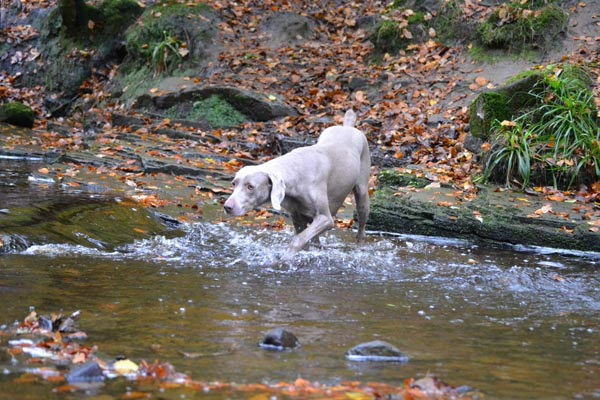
481,65,600,189
475,2,567,53
482,120,534,187
373,20,406,55
151,31,185,76
431,0,465,44
167,95,246,128
125,2,211,71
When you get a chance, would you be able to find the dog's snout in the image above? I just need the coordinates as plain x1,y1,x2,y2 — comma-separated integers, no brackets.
224,203,233,214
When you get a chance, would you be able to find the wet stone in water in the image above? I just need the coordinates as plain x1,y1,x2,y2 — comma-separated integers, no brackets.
66,360,105,383
259,328,300,351
345,340,409,362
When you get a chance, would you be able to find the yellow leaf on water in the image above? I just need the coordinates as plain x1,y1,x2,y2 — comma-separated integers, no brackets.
114,359,139,375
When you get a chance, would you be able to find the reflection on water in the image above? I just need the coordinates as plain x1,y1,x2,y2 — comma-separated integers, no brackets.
1,159,600,399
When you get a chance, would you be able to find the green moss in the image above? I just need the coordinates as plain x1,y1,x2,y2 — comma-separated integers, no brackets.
373,20,408,55
166,95,247,128
378,169,430,189
431,0,464,44
391,0,408,9
476,4,567,53
0,102,35,128
407,11,426,25
470,92,511,140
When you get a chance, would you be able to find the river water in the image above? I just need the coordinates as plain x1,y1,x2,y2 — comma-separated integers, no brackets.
0,159,599,399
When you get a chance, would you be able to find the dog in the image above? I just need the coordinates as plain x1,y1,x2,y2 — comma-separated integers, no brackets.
224,109,370,258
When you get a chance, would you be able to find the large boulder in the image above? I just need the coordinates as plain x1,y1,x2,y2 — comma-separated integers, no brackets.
134,82,297,127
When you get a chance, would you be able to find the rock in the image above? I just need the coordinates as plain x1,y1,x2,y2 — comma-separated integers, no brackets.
345,340,409,362
368,169,600,252
0,102,35,128
467,73,543,149
66,360,105,383
260,12,316,47
123,3,220,72
136,85,297,123
259,328,300,351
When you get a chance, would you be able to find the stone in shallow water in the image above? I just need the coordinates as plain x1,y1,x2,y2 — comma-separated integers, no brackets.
345,340,409,362
66,360,105,383
258,328,300,351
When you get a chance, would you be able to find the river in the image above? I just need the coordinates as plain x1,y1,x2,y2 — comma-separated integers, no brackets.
0,159,599,399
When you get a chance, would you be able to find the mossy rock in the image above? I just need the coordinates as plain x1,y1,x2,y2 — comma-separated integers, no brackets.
0,197,183,253
135,83,297,124
378,169,430,189
476,64,599,190
371,0,471,54
124,2,218,73
372,20,409,55
15,0,143,99
368,175,600,251
475,3,567,53
467,73,544,149
165,95,247,129
0,102,35,128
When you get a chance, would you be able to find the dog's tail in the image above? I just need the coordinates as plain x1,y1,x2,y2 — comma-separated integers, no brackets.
343,109,357,127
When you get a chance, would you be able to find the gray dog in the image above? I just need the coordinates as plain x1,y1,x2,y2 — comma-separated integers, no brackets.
224,110,370,258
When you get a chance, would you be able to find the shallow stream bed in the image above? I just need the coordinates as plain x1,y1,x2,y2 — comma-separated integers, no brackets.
1,159,599,399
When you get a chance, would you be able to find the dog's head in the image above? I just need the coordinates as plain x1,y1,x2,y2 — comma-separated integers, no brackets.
223,166,285,216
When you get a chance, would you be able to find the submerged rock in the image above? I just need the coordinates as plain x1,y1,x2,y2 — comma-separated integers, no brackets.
259,328,300,351
345,340,409,362
66,360,105,383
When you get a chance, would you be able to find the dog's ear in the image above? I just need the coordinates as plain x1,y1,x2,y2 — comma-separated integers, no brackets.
267,171,286,211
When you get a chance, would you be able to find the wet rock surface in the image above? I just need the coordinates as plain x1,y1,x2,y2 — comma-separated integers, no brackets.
66,360,105,383
259,328,300,351
346,340,409,362
368,169,600,253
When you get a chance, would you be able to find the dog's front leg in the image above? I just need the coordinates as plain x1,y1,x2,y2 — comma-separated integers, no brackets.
284,214,334,259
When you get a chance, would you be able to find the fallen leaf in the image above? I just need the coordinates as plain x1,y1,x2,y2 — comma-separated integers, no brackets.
475,76,488,86
114,359,139,374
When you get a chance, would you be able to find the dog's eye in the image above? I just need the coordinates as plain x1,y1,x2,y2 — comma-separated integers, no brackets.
246,184,254,191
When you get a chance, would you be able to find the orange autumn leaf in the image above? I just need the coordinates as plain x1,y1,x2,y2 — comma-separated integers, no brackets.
475,76,488,86
121,391,151,399
561,226,574,234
